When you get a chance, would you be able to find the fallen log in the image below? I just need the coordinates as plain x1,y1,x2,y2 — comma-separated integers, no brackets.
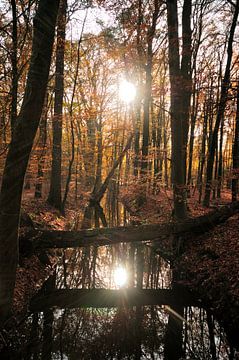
31,201,239,250
30,288,200,311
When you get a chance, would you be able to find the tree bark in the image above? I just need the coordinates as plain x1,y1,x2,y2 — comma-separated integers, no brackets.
10,0,18,136
31,201,239,250
232,82,239,201
47,0,67,211
0,0,59,326
203,1,239,207
166,0,192,219
141,0,160,174
35,93,48,198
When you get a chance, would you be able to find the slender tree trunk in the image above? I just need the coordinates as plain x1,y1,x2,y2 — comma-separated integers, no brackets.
187,85,199,195
62,13,87,211
0,0,59,326
213,143,218,200
141,0,160,175
94,117,103,194
10,0,18,136
203,1,239,206
163,116,169,188
41,274,56,360
48,0,67,211
133,100,141,177
84,116,96,190
232,82,239,201
217,116,224,198
198,102,208,203
207,310,217,360
91,134,133,204
35,94,48,198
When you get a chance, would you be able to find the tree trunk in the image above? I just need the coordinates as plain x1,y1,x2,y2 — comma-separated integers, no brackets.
203,1,239,207
91,134,133,204
62,14,87,212
217,116,224,198
198,101,208,203
166,0,192,220
10,0,18,136
232,82,239,201
141,0,160,175
187,85,199,194
0,0,59,326
47,0,67,211
35,93,48,198
41,274,56,360
32,201,239,250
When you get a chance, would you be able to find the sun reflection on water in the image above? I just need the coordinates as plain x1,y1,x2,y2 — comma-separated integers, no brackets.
114,266,128,287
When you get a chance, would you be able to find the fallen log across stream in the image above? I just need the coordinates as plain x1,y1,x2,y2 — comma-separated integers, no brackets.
30,288,200,311
30,201,239,250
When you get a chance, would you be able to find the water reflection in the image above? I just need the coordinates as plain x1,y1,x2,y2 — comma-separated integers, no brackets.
0,304,232,359
0,204,236,359
55,243,171,290
0,241,234,360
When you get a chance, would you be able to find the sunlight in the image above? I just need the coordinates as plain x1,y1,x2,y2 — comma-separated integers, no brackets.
114,266,128,287
119,79,136,103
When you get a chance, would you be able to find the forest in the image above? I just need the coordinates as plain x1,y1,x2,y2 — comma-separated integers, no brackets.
0,0,239,359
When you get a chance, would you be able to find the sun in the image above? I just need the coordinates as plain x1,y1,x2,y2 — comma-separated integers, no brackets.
119,79,136,103
114,266,128,287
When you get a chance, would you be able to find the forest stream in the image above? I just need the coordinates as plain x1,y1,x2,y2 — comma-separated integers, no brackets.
1,197,239,360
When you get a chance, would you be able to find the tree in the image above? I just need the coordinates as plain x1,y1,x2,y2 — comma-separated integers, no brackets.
232,81,239,201
10,0,18,136
0,0,59,325
48,0,67,212
166,0,192,219
203,0,239,207
141,0,161,174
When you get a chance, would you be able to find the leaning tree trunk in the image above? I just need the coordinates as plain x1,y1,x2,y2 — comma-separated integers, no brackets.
0,0,59,326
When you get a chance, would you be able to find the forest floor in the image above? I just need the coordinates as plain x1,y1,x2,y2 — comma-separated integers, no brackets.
13,188,239,349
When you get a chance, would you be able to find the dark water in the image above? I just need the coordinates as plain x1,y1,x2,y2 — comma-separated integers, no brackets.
5,305,230,360
1,203,237,359
0,242,235,360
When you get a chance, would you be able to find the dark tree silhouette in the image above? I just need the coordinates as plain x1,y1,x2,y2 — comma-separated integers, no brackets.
0,0,59,325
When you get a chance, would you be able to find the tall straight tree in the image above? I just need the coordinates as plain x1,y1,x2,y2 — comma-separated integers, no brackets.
203,0,239,207
0,0,59,325
166,0,192,219
48,0,67,211
232,81,239,201
141,0,161,173
10,0,18,136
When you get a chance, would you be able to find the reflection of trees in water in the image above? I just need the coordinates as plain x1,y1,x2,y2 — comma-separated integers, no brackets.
52,306,167,359
20,306,230,360
55,243,171,290
0,274,233,360
0,206,233,358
